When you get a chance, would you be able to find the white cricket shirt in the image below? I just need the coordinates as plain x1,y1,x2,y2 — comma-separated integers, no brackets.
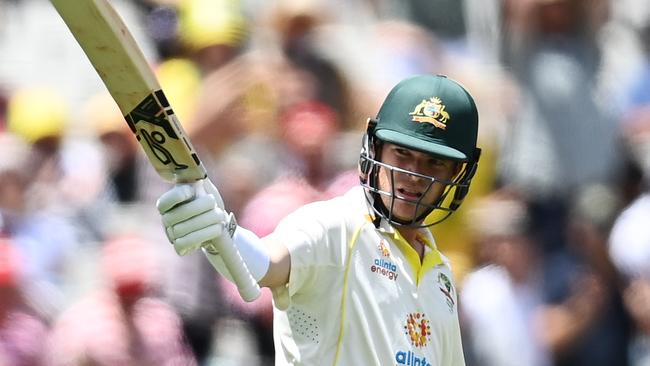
268,186,465,366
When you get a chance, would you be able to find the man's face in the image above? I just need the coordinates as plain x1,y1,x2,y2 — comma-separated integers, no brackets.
377,143,460,222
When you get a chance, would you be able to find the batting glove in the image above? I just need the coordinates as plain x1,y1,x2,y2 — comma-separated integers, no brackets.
156,179,270,284
157,179,231,256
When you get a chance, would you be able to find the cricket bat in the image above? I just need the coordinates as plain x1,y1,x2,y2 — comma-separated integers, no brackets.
49,0,261,301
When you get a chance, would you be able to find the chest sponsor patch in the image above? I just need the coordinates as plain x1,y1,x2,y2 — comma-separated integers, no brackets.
394,313,433,365
403,312,431,347
395,350,432,366
371,258,398,281
370,239,398,281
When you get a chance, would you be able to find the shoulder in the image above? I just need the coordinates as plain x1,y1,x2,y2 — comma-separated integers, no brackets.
277,185,366,230
268,186,368,267
300,185,364,212
438,249,453,270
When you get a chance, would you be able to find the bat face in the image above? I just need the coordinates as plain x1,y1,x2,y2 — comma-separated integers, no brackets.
50,0,206,183
125,89,206,182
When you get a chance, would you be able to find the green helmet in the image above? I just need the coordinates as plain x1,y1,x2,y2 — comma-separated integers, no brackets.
359,74,481,227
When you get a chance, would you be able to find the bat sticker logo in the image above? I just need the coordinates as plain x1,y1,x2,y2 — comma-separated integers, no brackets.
125,93,179,138
138,129,188,170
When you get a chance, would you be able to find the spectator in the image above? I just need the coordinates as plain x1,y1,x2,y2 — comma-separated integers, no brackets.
609,106,650,366
0,129,77,319
461,185,629,366
46,235,197,365
0,237,49,366
461,191,552,366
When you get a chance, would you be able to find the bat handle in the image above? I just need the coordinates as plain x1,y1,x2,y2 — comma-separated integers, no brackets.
195,181,261,302
208,230,262,302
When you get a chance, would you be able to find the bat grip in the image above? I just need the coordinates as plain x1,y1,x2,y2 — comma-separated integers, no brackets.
208,230,262,302
194,181,261,302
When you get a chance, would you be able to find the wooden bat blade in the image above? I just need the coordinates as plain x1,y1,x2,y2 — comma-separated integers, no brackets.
50,0,206,183
50,0,261,303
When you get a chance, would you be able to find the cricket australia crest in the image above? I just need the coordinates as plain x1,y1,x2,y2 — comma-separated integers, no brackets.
437,272,455,313
409,97,449,130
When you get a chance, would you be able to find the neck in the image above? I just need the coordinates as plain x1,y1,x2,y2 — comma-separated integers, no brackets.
397,226,417,243
397,227,426,261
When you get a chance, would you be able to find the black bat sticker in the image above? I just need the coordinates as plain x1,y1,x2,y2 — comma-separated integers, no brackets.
137,129,188,170
124,92,178,138
125,91,189,170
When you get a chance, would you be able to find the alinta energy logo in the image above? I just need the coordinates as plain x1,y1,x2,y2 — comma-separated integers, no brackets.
403,312,431,348
370,240,398,281
378,239,391,257
394,313,432,366
395,350,432,366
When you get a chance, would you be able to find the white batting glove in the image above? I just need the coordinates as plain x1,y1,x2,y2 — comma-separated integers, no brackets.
156,179,232,256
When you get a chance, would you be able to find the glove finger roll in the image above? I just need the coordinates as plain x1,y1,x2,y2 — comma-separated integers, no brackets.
169,209,227,239
162,195,216,227
156,184,194,214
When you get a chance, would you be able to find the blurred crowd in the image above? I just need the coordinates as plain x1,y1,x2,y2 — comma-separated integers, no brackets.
0,0,649,365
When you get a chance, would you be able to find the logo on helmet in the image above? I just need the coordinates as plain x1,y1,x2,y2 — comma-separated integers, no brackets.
409,97,449,130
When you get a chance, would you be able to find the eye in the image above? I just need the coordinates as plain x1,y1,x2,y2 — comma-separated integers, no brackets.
394,147,411,157
427,157,447,167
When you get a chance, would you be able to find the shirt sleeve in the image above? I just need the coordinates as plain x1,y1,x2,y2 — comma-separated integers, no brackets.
267,202,348,302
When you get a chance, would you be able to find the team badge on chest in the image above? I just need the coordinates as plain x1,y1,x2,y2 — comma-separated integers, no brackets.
437,272,455,313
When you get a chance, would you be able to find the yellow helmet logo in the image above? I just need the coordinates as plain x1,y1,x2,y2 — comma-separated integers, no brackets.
409,97,449,130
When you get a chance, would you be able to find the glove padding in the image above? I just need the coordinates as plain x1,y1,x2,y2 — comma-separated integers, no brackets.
156,179,229,256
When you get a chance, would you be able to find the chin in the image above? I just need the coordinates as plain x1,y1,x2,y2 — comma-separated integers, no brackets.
381,197,429,222
391,206,421,222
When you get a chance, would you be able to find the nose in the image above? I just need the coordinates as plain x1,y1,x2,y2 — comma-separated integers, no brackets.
399,163,427,186
407,157,431,180
406,167,424,182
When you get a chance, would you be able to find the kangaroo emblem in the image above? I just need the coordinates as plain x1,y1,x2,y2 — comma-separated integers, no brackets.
409,97,449,129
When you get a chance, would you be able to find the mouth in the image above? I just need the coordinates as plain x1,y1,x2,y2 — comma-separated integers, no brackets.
396,188,422,201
